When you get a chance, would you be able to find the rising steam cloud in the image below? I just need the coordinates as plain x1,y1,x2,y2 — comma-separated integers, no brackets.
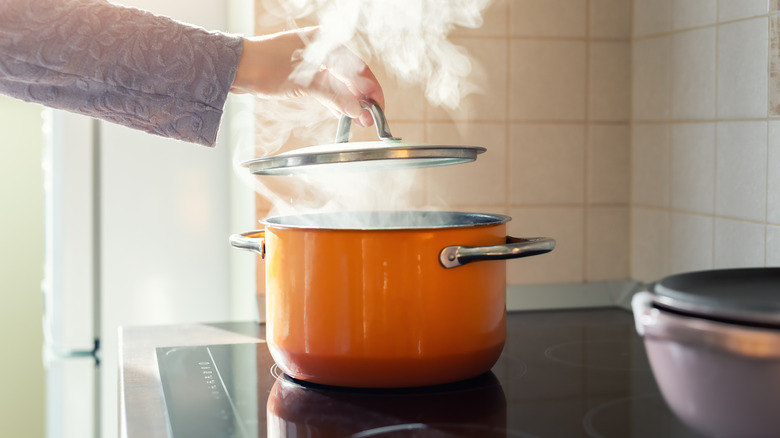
235,0,492,220
264,0,492,109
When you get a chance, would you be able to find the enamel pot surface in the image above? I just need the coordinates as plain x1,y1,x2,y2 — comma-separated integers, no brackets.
632,268,780,438
231,211,554,388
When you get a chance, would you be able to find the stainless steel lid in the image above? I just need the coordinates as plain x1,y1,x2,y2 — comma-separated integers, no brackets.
652,268,780,327
243,101,486,176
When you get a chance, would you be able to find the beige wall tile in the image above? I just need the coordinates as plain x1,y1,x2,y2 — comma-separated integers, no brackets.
507,207,584,284
769,121,780,224
714,219,766,268
718,0,768,22
631,208,670,282
425,122,507,208
428,37,507,122
370,64,426,123
669,212,714,274
349,121,425,143
631,124,670,207
509,124,586,204
457,205,508,216
590,0,632,38
673,0,717,30
769,15,780,116
589,42,631,122
767,225,780,266
672,28,716,119
717,18,768,119
510,0,587,37
510,40,587,121
633,0,672,37
632,37,672,121
716,121,767,222
586,207,630,281
451,0,508,37
588,125,630,204
253,2,317,33
670,123,715,214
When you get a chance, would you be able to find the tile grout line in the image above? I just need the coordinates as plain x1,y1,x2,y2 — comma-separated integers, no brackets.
632,117,780,124
666,1,673,276
765,16,772,266
764,13,780,265
634,12,779,42
505,0,512,218
423,63,430,207
583,0,591,282
629,204,780,227
712,6,719,270
628,0,636,280
457,34,629,42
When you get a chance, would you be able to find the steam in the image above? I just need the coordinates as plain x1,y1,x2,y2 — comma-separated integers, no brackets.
234,0,492,224
262,0,491,109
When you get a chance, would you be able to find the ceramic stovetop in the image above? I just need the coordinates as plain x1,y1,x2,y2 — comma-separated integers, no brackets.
155,308,702,437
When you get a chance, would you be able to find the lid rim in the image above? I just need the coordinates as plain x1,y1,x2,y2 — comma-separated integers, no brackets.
243,144,487,175
651,268,780,328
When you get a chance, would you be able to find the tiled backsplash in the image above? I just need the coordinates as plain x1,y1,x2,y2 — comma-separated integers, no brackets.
632,0,780,282
252,0,780,288
252,0,632,287
432,0,632,285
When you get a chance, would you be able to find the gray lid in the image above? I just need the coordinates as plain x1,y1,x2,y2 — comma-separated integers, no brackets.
652,268,780,327
243,101,485,176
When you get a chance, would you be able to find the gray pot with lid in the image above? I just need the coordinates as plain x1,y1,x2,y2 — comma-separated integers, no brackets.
632,268,780,438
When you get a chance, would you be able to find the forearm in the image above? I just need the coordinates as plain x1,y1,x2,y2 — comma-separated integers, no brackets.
0,0,242,146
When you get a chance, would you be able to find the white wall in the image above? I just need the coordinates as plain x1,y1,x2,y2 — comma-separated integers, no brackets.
631,0,780,281
0,96,45,436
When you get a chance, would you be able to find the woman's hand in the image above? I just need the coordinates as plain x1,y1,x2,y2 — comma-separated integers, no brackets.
230,27,384,127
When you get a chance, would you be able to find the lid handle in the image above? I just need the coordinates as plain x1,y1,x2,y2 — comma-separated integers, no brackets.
335,100,401,143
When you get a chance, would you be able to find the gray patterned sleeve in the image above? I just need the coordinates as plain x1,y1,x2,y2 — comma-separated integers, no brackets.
0,0,243,146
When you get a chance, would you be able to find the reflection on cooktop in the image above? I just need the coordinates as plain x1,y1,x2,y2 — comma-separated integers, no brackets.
544,339,652,371
156,309,703,438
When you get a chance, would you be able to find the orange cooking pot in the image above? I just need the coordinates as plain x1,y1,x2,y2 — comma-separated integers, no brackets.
230,210,554,388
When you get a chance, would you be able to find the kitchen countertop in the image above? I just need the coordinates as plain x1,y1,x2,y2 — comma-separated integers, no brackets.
119,321,263,437
119,308,701,438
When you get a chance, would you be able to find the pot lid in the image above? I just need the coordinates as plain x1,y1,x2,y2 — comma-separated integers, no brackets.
651,268,780,327
243,101,486,176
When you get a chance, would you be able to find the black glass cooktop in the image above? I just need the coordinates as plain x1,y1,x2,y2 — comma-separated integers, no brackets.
156,308,702,438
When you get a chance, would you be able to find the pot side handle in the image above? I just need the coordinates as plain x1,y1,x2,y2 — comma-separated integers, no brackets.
229,230,266,258
439,236,555,269
631,290,656,337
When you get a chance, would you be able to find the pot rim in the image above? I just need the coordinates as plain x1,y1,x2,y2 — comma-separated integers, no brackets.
259,210,512,231
633,291,780,358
